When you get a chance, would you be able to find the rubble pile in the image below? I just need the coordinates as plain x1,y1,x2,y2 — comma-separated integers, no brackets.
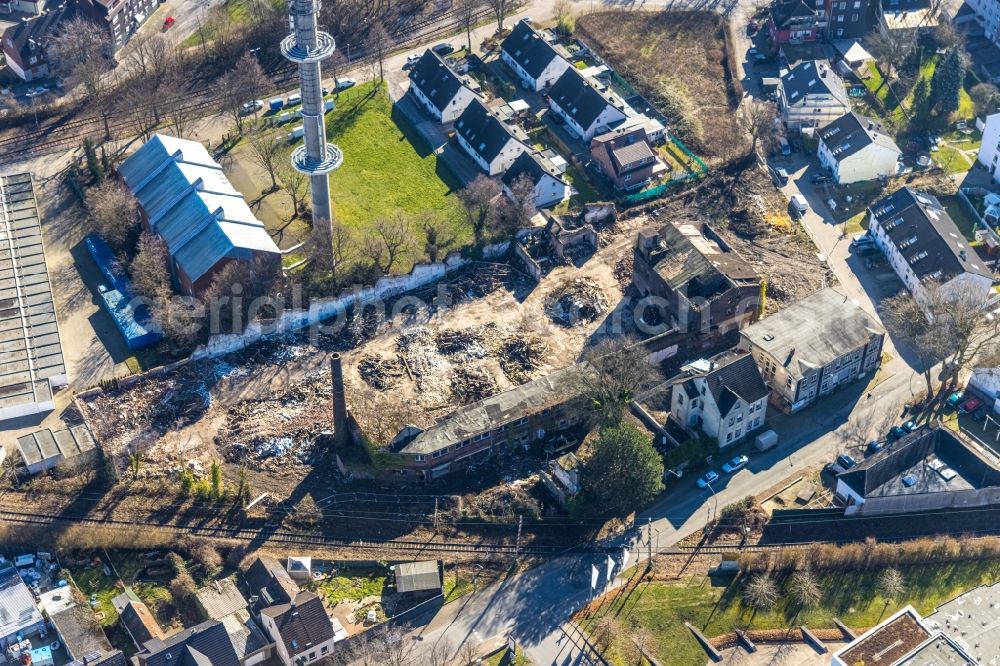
544,278,609,327
397,327,450,401
445,263,533,301
613,254,633,293
563,241,594,266
500,336,548,385
357,354,406,391
450,365,499,404
434,328,488,361
346,305,384,347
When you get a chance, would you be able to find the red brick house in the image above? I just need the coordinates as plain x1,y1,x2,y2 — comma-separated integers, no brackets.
589,126,667,192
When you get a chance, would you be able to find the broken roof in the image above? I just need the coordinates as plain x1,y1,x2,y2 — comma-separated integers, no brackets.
395,561,441,593
780,60,848,107
398,363,591,455
740,287,883,380
194,577,247,621
217,609,268,660
500,20,564,80
819,112,900,162
46,597,119,663
869,187,993,283
245,555,300,606
640,223,759,292
0,173,66,420
118,134,279,284
259,591,334,657
113,591,166,648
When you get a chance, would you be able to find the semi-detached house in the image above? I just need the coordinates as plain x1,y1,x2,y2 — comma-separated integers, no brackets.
500,19,571,91
670,351,769,449
501,151,570,208
408,49,480,123
454,99,530,175
739,287,885,413
817,112,900,183
778,60,850,130
547,68,626,142
868,188,995,311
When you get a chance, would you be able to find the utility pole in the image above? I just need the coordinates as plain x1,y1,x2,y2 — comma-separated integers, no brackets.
646,516,652,570
433,497,438,530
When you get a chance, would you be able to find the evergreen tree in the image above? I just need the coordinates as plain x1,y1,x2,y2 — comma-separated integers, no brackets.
83,138,103,183
931,48,965,115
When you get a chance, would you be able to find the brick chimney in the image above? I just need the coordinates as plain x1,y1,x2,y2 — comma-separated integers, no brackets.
331,353,349,445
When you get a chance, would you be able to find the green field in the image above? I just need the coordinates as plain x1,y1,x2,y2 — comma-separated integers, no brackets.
309,567,388,604
585,561,1000,666
181,0,270,48
863,56,975,129
318,81,468,246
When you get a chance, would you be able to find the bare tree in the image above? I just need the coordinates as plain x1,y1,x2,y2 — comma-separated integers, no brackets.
129,232,171,303
457,639,480,666
869,30,915,88
486,0,508,34
499,174,538,232
881,281,1000,396
742,573,779,614
877,567,906,614
970,82,1000,117
245,128,283,192
420,212,457,263
123,81,159,142
740,99,780,158
457,0,480,51
363,213,415,275
579,337,662,427
327,50,348,97
86,180,138,252
275,158,308,221
788,568,821,610
219,53,271,134
161,54,195,138
369,22,392,84
458,174,501,245
47,17,115,134
425,640,453,666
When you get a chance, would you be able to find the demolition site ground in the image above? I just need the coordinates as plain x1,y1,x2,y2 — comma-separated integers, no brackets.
8,166,829,545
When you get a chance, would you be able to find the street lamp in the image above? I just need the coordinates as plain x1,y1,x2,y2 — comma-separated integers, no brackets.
346,42,351,63
472,564,484,593
706,483,718,523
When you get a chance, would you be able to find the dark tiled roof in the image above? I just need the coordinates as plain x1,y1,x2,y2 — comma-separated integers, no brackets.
771,0,819,27
869,187,994,282
502,151,564,188
2,3,74,62
260,592,334,657
548,69,615,132
501,20,562,79
245,556,299,606
112,592,165,648
702,352,769,416
819,112,899,161
136,621,241,666
781,60,848,107
409,49,466,113
455,99,520,162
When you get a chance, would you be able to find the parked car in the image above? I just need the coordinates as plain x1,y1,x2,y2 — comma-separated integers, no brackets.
866,440,884,455
790,193,808,217
239,99,264,115
696,470,720,489
162,15,175,30
946,390,964,411
825,462,848,476
779,138,792,156
887,425,908,442
974,405,989,421
335,77,357,91
836,454,857,470
811,173,832,185
902,474,917,487
851,233,874,247
960,397,983,414
432,43,455,56
770,166,789,187
722,455,749,474
902,420,919,432
405,53,422,68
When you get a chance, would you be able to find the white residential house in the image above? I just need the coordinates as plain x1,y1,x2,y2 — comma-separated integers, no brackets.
868,187,995,312
777,60,850,130
976,111,1000,182
817,112,900,183
670,352,769,449
259,592,337,666
501,151,570,208
408,50,480,123
739,288,885,413
500,19,571,91
546,68,627,141
454,99,530,175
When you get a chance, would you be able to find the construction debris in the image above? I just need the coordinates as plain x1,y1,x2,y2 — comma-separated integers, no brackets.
613,254,633,293
544,278,608,327
450,366,499,404
500,337,548,385
358,354,406,391
435,328,488,361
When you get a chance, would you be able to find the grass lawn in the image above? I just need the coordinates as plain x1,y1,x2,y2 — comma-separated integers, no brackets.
940,194,981,242
934,145,973,174
863,57,975,130
309,567,388,604
585,561,1000,666
843,211,869,235
555,164,605,213
180,0,274,48
483,646,533,666
65,553,178,630
316,81,468,254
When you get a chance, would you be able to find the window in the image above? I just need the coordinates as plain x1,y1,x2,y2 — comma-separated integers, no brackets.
728,416,735,426
736,413,743,423
515,417,529,426
735,429,741,438
837,14,844,21
322,647,329,655
678,393,684,405
726,432,733,442
837,28,844,35
415,455,425,462
474,432,490,442
432,448,449,459
309,652,316,661
852,12,858,20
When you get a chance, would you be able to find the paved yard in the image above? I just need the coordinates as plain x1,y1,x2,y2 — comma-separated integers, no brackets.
713,642,845,665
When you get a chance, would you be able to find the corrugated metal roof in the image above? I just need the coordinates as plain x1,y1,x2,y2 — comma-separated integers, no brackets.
119,134,279,284
395,561,441,593
0,173,66,419
17,425,96,466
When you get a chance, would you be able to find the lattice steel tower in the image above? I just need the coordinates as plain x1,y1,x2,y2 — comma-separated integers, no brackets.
281,0,342,226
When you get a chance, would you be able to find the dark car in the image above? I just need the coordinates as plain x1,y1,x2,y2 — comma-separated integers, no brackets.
432,43,455,56
867,440,884,455
974,405,989,421
770,166,789,187
836,454,857,470
811,173,832,185
887,425,908,442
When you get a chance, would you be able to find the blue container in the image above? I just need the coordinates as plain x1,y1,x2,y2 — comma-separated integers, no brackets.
269,97,284,111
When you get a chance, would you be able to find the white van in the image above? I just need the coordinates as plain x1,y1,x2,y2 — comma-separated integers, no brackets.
790,193,808,217
287,125,304,142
